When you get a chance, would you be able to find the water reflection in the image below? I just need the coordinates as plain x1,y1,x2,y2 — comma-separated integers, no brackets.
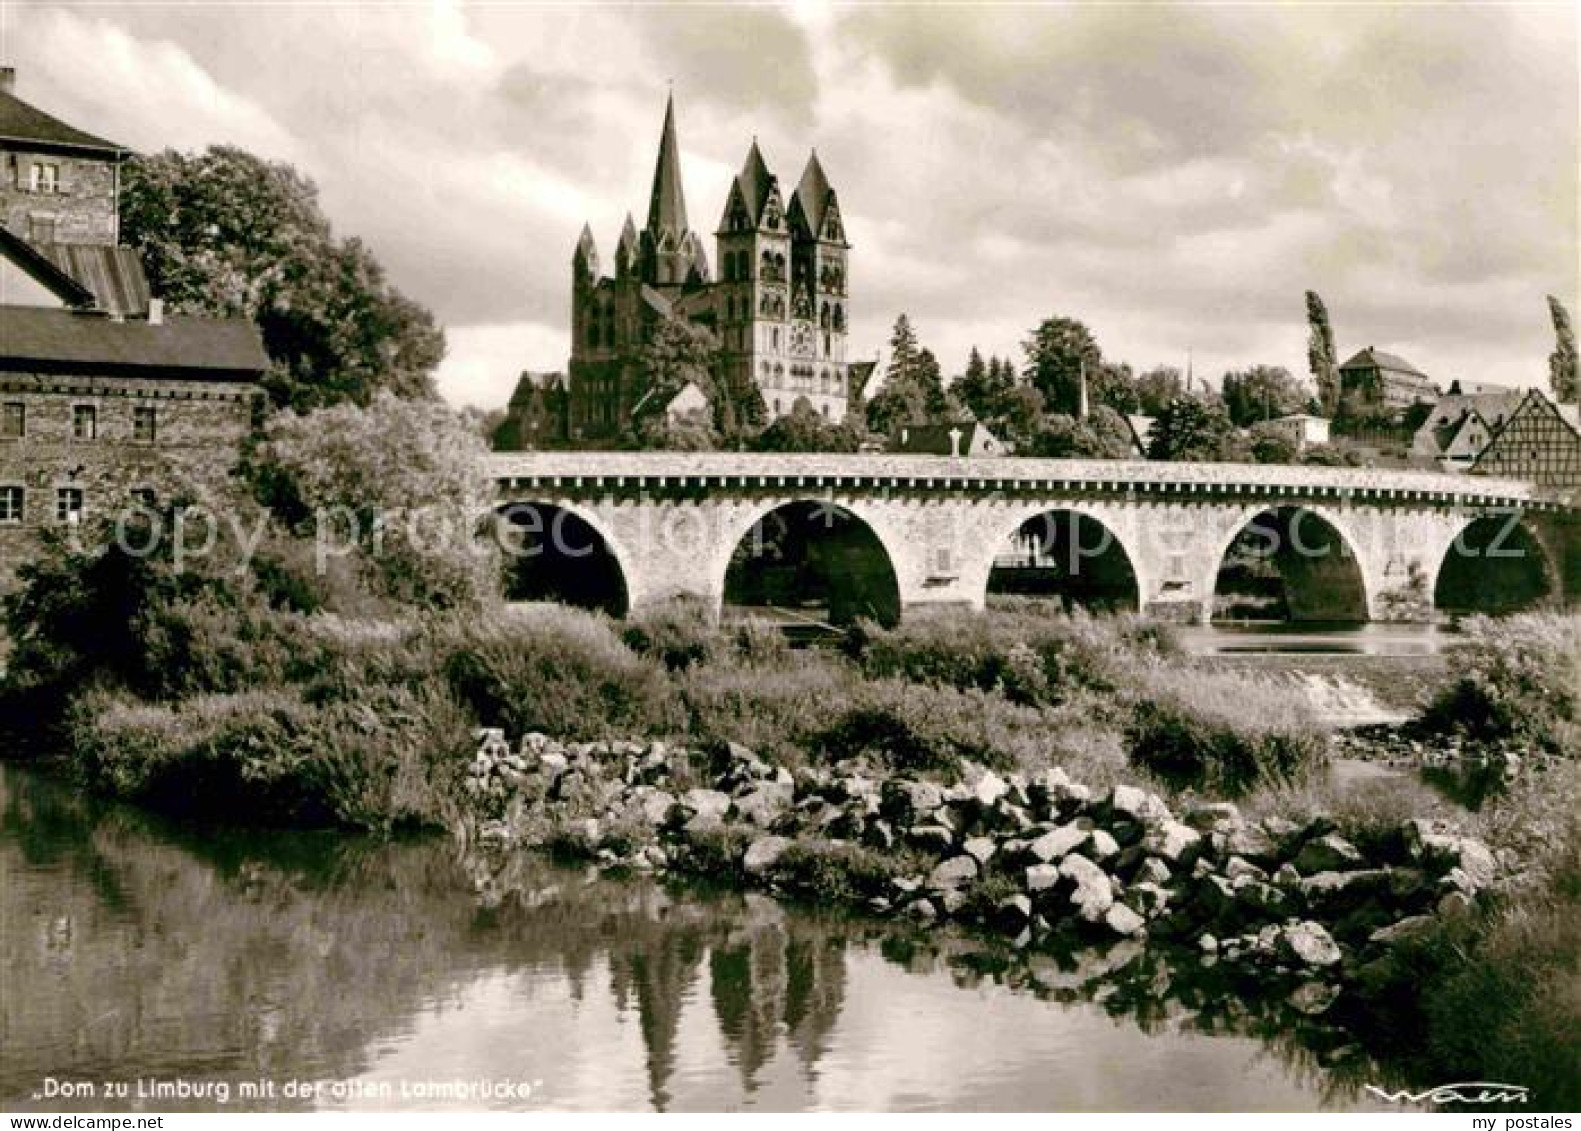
0,765,1399,1112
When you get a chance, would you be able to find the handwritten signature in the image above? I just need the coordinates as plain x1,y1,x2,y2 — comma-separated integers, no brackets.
1366,1082,1529,1106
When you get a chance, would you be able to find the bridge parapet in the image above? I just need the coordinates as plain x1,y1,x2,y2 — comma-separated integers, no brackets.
487,452,1564,512
487,453,1575,623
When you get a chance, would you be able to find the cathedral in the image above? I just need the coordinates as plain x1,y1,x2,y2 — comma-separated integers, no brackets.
565,95,855,441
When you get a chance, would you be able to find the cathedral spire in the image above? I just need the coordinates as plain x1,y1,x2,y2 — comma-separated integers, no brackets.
646,92,689,238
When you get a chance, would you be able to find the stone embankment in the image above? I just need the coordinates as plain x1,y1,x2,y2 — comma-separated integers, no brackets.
468,729,1498,1000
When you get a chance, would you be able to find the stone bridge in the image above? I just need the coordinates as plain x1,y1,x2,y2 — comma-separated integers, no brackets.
486,452,1578,624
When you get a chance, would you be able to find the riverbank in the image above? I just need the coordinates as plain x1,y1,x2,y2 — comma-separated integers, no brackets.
3,584,1577,1108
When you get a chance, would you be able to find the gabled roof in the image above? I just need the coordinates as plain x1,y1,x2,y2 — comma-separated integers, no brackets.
645,93,689,238
1413,389,1525,454
0,87,128,158
737,139,773,222
574,223,598,270
1339,347,1429,377
789,151,836,238
1469,389,1581,474
0,305,268,378
889,420,1001,456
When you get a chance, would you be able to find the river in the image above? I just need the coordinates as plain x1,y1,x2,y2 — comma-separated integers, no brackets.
0,763,1414,1113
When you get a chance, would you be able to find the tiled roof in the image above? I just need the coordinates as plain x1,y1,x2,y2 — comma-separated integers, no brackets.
36,242,150,316
1339,347,1429,378
0,306,268,378
0,89,127,156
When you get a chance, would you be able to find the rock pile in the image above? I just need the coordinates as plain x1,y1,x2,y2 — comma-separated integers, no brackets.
468,728,1498,1000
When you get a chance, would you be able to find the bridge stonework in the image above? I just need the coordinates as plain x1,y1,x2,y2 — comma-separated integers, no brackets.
488,453,1577,623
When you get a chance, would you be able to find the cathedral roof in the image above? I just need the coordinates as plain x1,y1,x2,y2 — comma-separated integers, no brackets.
737,139,774,221
574,223,598,268
645,92,689,238
791,151,833,235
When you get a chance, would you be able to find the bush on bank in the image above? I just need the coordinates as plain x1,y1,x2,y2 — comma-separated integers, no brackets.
1125,666,1328,795
1420,613,1580,755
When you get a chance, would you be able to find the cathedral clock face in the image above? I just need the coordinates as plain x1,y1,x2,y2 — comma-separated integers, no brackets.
789,322,815,358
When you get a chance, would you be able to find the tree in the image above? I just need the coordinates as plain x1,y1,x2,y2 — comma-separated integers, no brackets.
865,314,950,434
1135,366,1184,416
1549,295,1578,405
1147,396,1239,462
636,407,719,451
1028,406,1135,459
1246,421,1300,464
121,146,445,412
1221,365,1312,427
634,315,718,405
752,398,862,452
1023,316,1102,416
1305,291,1340,416
253,392,498,609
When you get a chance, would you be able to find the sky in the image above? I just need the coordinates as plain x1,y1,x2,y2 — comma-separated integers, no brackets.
1,1,1575,409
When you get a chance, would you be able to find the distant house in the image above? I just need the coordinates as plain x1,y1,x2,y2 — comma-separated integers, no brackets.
1123,414,1155,458
1266,413,1330,449
890,420,1003,457
1338,347,1438,413
1469,389,1581,491
1411,387,1523,470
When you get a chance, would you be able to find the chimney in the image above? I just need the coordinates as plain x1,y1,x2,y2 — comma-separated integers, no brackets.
147,298,164,325
0,68,14,95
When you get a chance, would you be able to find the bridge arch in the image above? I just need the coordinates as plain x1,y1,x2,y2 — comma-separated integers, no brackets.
495,500,632,617
981,505,1144,613
717,498,902,627
1209,504,1373,623
1432,511,1558,617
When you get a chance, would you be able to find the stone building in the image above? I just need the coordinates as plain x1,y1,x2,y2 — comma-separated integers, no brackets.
0,71,267,599
566,95,853,443
0,67,128,247
1338,347,1438,414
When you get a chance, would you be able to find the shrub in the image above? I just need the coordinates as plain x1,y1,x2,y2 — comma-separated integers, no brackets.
440,604,683,740
621,596,721,671
852,605,1180,706
1125,667,1328,794
69,684,472,831
1420,614,1580,754
771,838,907,903
251,392,500,611
811,680,1030,775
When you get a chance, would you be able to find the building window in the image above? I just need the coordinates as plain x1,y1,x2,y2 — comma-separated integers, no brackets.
72,404,97,440
56,487,84,525
133,405,157,443
26,214,55,243
1,402,23,439
0,486,22,524
30,162,60,194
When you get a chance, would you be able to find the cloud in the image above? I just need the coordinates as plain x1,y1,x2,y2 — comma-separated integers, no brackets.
0,1,1573,403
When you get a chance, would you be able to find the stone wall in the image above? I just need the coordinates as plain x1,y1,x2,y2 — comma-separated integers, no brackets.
0,147,118,245
0,371,255,596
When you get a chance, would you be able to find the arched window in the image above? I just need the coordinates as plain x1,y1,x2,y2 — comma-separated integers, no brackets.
820,303,831,330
